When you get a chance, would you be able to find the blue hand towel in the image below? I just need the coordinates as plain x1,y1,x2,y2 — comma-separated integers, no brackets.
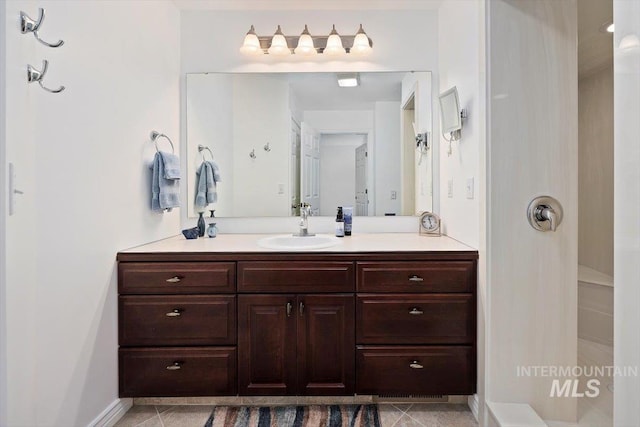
151,151,180,212
159,151,181,180
195,162,208,209
195,161,221,210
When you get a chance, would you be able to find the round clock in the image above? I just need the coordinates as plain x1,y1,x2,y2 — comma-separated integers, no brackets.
419,211,441,236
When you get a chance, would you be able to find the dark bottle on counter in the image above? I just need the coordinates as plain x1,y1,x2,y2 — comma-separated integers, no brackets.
335,206,345,237
197,212,206,237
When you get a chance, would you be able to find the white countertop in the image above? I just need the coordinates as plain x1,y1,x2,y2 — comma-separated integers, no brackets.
120,233,476,253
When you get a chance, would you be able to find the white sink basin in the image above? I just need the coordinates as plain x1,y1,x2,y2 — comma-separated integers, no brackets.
257,234,342,251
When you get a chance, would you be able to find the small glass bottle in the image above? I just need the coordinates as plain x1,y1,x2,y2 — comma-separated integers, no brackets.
335,207,345,237
207,222,218,238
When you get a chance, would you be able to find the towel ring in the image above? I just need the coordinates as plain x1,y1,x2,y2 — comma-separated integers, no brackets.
198,144,214,161
150,130,175,154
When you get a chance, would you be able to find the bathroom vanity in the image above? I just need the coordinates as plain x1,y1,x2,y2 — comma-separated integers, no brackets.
117,234,477,399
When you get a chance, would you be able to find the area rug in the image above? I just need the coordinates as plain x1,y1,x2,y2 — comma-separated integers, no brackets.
204,404,381,427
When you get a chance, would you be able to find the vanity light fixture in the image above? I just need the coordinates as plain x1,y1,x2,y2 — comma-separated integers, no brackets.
294,25,317,56
239,24,372,56
268,25,290,56
239,25,261,56
350,24,373,56
324,25,346,56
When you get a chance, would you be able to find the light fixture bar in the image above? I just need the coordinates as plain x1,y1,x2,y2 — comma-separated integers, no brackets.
255,35,372,54
240,26,373,55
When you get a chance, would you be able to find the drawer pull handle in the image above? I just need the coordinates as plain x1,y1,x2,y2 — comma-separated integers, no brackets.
166,309,182,317
166,362,182,371
166,276,182,283
286,302,292,317
409,361,424,369
409,308,424,315
299,301,305,315
408,275,424,282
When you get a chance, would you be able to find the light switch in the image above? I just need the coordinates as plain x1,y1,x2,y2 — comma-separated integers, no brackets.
447,179,453,198
466,177,474,199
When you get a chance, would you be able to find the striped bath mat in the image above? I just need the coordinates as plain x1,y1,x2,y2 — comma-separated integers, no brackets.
204,404,381,427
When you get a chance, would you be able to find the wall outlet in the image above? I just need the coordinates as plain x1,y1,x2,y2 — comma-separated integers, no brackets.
466,177,474,199
277,183,284,195
391,190,397,200
447,179,454,198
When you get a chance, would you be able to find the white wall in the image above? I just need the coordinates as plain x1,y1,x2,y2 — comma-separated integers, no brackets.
318,134,364,216
180,7,439,231
437,2,485,423
374,102,402,215
438,1,482,249
578,66,614,277
0,2,10,425
613,0,640,424
2,1,181,425
487,0,577,423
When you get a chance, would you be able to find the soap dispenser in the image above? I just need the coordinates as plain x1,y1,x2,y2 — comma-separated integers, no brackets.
335,207,345,237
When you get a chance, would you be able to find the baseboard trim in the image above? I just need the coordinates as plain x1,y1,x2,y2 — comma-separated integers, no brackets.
88,398,133,427
468,394,479,421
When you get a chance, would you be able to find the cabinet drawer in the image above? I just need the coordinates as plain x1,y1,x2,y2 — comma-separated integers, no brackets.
357,261,474,293
119,262,235,294
119,295,236,346
356,346,474,395
238,261,354,293
119,347,237,397
356,295,473,344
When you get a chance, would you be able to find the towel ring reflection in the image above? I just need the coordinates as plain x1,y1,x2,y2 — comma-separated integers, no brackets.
198,144,214,161
150,130,175,154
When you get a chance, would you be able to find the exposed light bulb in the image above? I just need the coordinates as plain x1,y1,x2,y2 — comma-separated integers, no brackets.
350,24,372,56
607,23,614,33
268,25,290,56
294,25,317,56
324,25,346,56
239,25,262,56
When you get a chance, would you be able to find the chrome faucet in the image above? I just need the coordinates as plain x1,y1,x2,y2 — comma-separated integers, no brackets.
535,205,558,232
297,203,314,236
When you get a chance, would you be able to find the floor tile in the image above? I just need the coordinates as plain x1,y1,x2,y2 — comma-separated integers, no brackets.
136,415,164,427
155,405,175,414
393,413,427,427
392,404,413,413
378,404,404,427
405,403,477,427
113,405,160,427
159,405,214,427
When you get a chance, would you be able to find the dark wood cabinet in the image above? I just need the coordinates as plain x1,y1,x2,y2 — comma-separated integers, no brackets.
238,294,355,396
117,250,477,398
297,295,355,395
238,295,297,395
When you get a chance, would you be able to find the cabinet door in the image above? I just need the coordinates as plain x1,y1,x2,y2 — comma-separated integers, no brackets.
297,295,355,395
238,295,297,395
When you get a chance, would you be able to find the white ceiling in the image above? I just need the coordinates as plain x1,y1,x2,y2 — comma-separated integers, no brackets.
578,0,613,77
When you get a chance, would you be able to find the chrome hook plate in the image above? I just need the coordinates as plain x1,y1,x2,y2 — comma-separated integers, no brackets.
20,8,64,48
27,60,65,93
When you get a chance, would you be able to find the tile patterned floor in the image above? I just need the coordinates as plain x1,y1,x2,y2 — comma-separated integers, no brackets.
114,403,478,427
